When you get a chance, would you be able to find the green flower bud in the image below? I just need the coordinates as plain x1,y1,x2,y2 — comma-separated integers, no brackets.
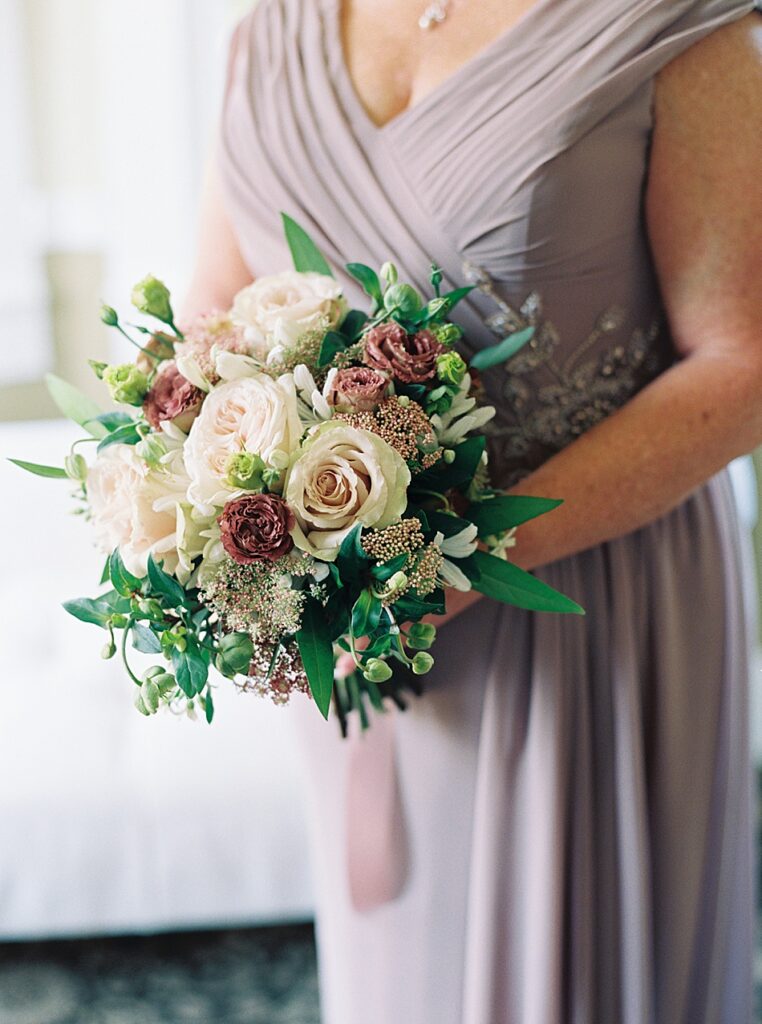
262,467,282,489
380,262,398,286
430,322,463,347
136,598,164,619
103,363,149,407
429,264,443,291
436,351,467,386
225,451,266,491
89,359,108,380
383,283,422,316
141,679,160,713
136,433,167,468
407,622,437,650
425,297,450,320
411,651,435,675
396,395,411,408
109,613,128,629
442,449,456,464
131,275,174,324
363,658,394,684
101,639,116,660
65,453,88,482
134,692,151,716
217,632,254,676
268,449,290,472
100,305,119,327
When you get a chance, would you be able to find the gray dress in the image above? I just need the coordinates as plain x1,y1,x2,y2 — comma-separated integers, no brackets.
218,1,758,1021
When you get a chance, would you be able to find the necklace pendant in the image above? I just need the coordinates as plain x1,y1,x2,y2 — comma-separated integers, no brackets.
419,1,449,29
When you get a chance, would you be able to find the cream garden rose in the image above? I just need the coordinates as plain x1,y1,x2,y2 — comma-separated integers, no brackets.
285,422,411,561
88,441,205,580
231,271,346,360
184,373,302,512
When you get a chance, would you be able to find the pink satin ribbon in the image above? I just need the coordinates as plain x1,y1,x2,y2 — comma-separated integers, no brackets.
345,708,408,912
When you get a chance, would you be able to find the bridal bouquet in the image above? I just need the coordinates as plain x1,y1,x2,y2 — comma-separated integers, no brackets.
11,216,582,730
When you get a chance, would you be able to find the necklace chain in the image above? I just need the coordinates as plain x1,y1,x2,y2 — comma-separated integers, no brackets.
418,0,450,30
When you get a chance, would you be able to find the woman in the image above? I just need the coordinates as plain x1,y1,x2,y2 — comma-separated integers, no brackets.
186,1,761,1021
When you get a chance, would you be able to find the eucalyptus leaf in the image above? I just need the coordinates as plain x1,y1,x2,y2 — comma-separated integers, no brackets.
296,601,335,720
469,551,584,615
7,459,68,479
281,213,333,276
45,374,107,438
62,597,113,628
469,326,535,372
204,687,215,724
131,622,163,654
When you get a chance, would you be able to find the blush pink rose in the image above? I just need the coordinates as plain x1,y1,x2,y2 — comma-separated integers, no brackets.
143,363,204,432
219,493,295,564
363,323,445,384
325,367,389,412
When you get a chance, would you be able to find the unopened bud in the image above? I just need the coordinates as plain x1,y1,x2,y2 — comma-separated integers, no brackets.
65,453,88,482
363,658,394,683
141,679,160,713
101,640,116,660
380,262,398,286
442,449,456,464
407,622,437,650
131,275,174,324
411,652,435,675
100,305,119,327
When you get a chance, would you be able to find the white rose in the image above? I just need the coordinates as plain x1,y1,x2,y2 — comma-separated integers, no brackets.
88,441,210,580
87,445,144,556
231,271,346,359
184,373,302,513
285,423,411,561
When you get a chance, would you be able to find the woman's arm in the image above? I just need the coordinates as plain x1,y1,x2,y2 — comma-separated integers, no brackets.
437,14,762,621
181,160,253,321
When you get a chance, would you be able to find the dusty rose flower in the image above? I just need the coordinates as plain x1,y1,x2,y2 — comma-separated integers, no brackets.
143,363,204,432
363,323,445,383
219,493,295,564
325,367,389,412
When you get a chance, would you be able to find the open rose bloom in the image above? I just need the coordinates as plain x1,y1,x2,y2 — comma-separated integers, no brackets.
13,215,581,731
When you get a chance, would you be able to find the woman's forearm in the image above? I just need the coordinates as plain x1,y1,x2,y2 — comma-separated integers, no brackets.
505,346,762,572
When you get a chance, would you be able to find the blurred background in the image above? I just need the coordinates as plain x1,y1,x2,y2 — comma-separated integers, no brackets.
0,2,760,1022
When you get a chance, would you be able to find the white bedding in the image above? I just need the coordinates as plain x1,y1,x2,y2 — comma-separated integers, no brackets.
0,420,315,939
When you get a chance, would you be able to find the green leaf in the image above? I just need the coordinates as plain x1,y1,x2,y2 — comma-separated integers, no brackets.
7,458,68,479
131,623,162,654
318,331,348,368
469,550,584,615
45,374,107,438
99,557,111,585
280,213,334,276
413,435,486,493
204,687,215,725
92,411,134,432
392,590,446,621
438,285,474,312
96,422,142,453
467,495,563,538
62,597,113,628
345,263,383,306
147,555,187,608
109,549,143,597
371,552,408,582
469,326,535,372
340,309,369,340
426,510,473,539
296,601,335,720
351,588,383,638
172,639,210,697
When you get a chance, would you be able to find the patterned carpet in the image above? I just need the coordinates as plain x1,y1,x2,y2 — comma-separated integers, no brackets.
0,924,320,1024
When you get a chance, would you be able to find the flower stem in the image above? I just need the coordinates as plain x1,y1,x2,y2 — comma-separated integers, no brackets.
120,625,143,686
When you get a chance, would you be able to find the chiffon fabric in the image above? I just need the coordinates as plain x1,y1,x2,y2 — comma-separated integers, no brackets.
217,1,759,1021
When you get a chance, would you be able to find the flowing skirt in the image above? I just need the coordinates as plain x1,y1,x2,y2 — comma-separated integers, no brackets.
293,468,755,1024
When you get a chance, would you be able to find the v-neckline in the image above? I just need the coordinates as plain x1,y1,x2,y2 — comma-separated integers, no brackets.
325,0,557,137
